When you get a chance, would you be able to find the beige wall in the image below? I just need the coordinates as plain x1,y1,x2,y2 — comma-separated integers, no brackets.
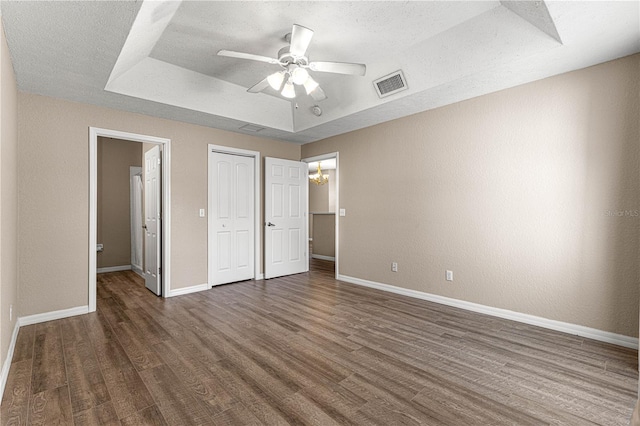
0,21,18,367
302,54,640,337
312,214,335,258
97,137,142,268
309,176,330,213
18,93,300,316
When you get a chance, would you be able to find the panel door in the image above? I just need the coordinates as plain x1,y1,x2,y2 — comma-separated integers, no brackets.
264,157,308,279
144,145,161,295
209,151,255,286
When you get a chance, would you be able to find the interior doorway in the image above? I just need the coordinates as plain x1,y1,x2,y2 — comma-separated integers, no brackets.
303,152,339,279
89,127,172,311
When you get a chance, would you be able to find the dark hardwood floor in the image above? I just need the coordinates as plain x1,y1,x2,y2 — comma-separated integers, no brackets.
1,259,637,425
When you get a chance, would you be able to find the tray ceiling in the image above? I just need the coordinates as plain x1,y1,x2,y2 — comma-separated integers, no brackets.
1,1,638,144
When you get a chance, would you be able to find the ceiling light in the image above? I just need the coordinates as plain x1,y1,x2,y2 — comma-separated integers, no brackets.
309,162,329,185
281,80,296,98
303,76,319,95
267,71,285,90
291,67,309,85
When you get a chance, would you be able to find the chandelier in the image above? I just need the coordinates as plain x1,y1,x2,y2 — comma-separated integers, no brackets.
309,162,328,185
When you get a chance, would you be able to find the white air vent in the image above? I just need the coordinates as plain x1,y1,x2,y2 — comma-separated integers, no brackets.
373,70,408,98
240,124,265,132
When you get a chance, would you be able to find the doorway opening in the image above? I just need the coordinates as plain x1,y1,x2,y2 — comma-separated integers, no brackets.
89,127,171,312
303,152,339,278
95,139,144,277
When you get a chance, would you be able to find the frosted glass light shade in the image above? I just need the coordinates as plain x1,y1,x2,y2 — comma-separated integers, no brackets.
291,67,309,85
281,80,296,98
303,76,319,95
267,71,285,90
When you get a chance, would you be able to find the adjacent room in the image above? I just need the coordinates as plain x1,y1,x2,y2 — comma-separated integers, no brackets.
0,1,638,425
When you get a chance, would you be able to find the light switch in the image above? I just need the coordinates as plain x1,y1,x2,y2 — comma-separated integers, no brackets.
339,208,346,217
199,209,205,217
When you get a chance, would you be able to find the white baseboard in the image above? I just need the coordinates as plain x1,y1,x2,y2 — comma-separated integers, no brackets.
0,321,20,403
311,254,335,261
19,305,89,327
168,283,209,297
97,265,131,273
1,305,90,401
338,274,638,350
131,266,144,278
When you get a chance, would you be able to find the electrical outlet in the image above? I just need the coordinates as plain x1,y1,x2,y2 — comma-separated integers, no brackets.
391,262,398,272
446,270,453,281
9,304,13,321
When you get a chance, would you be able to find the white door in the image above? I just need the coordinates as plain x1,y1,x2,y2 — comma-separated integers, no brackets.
130,166,143,272
265,157,308,279
209,151,255,286
144,145,161,295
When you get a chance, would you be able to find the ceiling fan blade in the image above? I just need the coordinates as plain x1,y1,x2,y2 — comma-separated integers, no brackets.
309,86,327,101
217,50,280,65
309,61,366,76
289,24,314,57
247,78,270,93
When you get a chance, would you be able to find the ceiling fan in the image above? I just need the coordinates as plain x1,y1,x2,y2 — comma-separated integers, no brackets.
217,24,366,101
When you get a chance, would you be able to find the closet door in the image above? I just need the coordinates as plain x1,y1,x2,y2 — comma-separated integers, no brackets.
209,151,255,286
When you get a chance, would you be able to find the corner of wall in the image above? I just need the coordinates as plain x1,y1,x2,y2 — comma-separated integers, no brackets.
0,16,19,391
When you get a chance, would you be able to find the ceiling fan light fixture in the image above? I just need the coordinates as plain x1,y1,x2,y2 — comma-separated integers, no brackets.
267,71,285,90
281,80,296,98
303,76,319,95
291,67,309,85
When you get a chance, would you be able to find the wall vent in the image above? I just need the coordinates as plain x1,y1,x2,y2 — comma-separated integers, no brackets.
240,124,265,132
373,70,408,98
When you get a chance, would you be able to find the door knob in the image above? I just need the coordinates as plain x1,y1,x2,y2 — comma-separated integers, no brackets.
142,224,147,229
267,222,276,227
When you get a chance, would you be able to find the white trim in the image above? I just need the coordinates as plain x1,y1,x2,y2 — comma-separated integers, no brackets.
302,152,339,280
97,265,132,274
311,254,335,261
1,304,90,400
0,321,20,402
207,144,261,285
338,274,639,350
89,127,172,311
18,305,89,327
256,273,264,280
168,283,209,297
132,266,145,278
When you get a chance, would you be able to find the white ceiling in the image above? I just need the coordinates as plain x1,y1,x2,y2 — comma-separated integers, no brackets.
1,1,638,144
308,159,336,172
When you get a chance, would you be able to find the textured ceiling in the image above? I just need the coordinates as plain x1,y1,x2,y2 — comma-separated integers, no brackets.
1,1,639,144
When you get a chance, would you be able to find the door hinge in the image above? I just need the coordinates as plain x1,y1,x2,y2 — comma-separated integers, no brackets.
157,158,161,165
158,267,162,275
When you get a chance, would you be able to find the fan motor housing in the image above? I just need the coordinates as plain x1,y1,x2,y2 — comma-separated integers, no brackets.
278,47,307,66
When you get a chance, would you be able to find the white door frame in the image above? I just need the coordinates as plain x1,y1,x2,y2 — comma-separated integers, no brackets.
89,127,172,312
208,144,261,286
302,152,339,279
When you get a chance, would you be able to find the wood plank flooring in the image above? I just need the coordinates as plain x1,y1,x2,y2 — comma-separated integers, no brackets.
2,259,637,425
